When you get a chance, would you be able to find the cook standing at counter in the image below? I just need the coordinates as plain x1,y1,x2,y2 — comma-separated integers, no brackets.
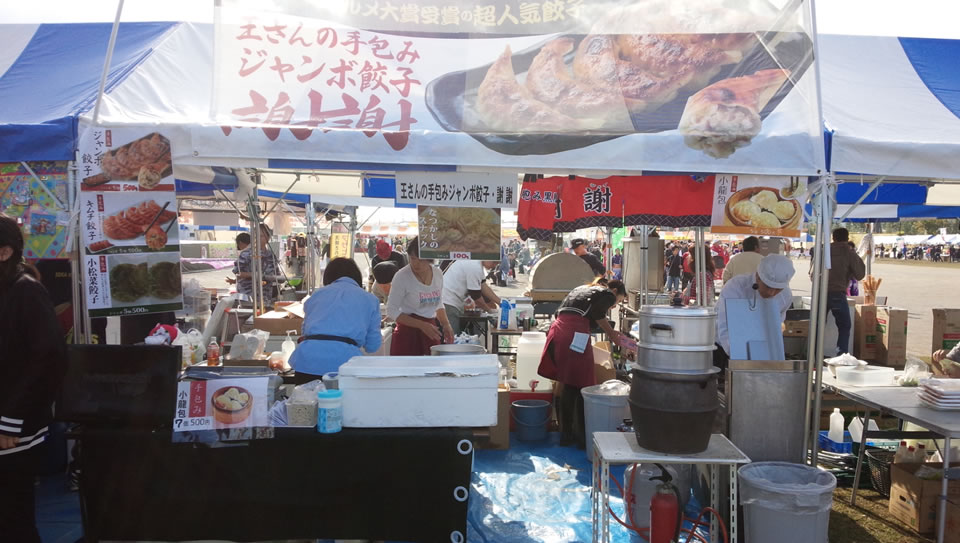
714,254,795,370
289,258,382,384
538,279,626,448
386,237,455,355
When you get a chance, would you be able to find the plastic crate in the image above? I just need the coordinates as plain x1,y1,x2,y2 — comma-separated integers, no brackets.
819,431,854,454
865,448,896,497
819,431,901,455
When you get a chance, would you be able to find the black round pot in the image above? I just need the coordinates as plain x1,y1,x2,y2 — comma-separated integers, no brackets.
629,366,720,454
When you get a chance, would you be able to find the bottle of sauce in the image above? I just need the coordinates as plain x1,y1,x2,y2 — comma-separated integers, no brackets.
206,336,220,366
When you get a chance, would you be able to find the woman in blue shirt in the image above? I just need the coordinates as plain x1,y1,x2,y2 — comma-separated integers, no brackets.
289,258,382,384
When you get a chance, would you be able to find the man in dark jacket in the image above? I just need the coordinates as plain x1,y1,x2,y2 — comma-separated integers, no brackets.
827,228,866,355
0,214,68,542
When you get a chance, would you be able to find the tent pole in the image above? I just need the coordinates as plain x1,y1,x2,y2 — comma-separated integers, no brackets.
67,159,89,344
91,0,125,126
306,202,316,293
802,181,825,462
866,222,874,276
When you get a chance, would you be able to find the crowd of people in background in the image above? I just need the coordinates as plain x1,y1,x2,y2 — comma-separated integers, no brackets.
874,243,960,262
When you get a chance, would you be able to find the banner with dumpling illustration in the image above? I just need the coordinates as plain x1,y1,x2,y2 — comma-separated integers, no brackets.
710,174,807,238
198,0,825,175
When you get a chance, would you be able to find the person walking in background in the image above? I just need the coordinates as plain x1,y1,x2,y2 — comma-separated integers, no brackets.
0,214,68,542
827,228,866,355
611,248,623,280
665,246,683,292
683,248,717,306
226,232,250,287
722,236,763,285
570,238,605,277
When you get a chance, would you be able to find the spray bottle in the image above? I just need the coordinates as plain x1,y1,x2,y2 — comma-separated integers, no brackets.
281,330,297,363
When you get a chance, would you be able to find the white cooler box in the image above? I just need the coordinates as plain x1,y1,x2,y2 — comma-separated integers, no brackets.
338,354,498,428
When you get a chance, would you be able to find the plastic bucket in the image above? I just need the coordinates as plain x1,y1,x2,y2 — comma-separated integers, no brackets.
511,399,551,442
738,462,837,543
582,384,631,461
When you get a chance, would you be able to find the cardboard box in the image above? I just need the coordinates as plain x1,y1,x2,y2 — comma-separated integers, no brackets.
946,499,960,543
783,320,810,337
888,462,960,534
855,305,880,360
486,388,510,450
593,341,617,384
933,309,960,354
855,305,908,367
877,307,908,368
253,310,303,336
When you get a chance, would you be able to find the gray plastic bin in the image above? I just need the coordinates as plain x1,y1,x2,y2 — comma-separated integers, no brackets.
581,381,631,461
738,462,836,543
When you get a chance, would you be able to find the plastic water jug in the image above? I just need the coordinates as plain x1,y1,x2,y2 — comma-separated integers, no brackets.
828,408,844,443
516,332,549,391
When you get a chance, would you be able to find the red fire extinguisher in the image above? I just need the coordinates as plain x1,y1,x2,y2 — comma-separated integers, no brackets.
649,464,682,543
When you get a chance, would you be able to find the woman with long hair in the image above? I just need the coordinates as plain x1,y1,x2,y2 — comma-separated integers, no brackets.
0,213,67,542
684,245,717,306
537,278,626,447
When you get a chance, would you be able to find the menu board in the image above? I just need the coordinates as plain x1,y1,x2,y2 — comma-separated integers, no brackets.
710,175,806,238
329,232,352,259
417,205,501,260
77,126,184,317
172,377,274,443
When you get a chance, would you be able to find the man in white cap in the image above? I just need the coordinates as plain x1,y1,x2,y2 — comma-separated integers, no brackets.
714,254,796,369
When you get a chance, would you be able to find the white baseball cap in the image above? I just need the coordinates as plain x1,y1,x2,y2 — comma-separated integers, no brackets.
756,254,795,289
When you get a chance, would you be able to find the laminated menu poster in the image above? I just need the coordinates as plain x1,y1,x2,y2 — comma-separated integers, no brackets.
172,377,274,443
78,125,184,317
417,205,501,261
709,174,806,238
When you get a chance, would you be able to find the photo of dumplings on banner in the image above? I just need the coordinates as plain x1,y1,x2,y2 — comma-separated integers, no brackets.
710,174,807,238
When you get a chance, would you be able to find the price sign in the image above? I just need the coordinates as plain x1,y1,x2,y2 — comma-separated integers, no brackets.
172,377,273,443
450,251,472,260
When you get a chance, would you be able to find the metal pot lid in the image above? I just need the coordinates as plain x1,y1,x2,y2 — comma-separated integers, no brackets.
629,365,721,380
637,342,717,352
638,306,716,318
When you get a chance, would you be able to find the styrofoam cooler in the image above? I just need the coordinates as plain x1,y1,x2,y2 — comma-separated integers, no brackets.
338,354,499,427
582,380,631,461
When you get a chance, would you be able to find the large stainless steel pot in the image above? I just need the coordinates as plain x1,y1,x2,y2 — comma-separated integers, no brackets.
637,306,716,347
636,343,716,373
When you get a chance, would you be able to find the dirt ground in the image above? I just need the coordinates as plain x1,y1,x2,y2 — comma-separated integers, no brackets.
788,257,960,358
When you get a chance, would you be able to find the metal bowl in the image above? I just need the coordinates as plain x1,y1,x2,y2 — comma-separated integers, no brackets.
430,344,487,356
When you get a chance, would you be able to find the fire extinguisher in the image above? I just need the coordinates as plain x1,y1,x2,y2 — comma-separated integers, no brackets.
649,463,683,543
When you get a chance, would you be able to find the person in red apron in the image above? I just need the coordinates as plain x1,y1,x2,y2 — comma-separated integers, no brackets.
538,279,626,447
386,237,454,356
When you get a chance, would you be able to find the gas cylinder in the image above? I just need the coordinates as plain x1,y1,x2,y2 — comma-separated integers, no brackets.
649,466,680,543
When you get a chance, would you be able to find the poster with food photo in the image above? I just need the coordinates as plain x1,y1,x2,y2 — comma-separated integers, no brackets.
710,174,806,238
84,252,183,317
78,128,174,192
172,377,273,443
82,192,180,255
417,206,501,261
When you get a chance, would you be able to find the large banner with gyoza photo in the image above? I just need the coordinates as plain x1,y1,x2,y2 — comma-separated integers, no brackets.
77,123,184,317
196,0,825,175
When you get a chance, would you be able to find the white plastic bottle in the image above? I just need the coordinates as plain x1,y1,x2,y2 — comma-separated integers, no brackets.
281,330,297,363
907,446,917,463
828,408,844,444
916,443,928,463
317,389,342,434
894,441,909,463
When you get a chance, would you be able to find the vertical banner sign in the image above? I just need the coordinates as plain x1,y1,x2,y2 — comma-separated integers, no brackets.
710,174,806,238
173,377,274,443
417,205,501,260
329,232,352,259
77,125,184,317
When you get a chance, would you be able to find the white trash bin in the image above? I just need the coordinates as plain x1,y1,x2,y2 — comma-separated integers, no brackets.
738,462,837,543
581,380,631,461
